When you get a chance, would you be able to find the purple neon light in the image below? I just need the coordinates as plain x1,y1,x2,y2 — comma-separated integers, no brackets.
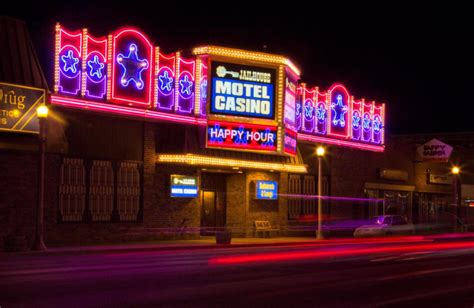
280,193,384,202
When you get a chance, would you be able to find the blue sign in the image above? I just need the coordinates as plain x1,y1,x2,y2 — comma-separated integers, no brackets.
170,175,198,198
256,181,278,200
210,61,276,119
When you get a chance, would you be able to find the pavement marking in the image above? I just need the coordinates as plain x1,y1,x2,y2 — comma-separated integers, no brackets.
377,264,474,281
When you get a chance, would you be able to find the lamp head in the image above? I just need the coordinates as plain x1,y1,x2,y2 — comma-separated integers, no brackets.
36,105,49,118
316,146,325,157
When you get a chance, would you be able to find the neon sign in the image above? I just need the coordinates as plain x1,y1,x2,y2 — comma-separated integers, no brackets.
170,175,199,198
117,43,149,90
255,181,278,200
52,24,385,153
110,27,153,107
207,120,277,152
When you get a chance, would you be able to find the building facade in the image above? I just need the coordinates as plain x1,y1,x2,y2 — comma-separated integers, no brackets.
2,20,470,250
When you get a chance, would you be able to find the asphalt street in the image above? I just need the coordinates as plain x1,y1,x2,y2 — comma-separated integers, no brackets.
1,236,474,307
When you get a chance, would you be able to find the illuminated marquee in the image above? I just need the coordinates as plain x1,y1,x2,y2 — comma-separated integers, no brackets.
296,83,385,149
209,61,276,119
52,23,385,153
207,120,277,152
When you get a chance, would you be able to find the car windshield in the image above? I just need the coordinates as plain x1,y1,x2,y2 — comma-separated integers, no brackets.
369,216,390,225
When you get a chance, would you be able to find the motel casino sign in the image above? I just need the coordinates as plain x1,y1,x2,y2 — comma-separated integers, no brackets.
50,23,386,154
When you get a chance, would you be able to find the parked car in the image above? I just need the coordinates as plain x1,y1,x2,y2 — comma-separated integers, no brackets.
353,215,415,237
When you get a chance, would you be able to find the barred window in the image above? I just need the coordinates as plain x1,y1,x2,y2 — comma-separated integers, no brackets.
89,160,114,221
117,162,141,221
59,158,86,221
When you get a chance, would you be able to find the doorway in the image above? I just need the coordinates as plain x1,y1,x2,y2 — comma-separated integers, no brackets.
200,172,227,235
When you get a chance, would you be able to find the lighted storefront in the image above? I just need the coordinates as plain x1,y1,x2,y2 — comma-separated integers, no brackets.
42,23,388,240
1,21,389,248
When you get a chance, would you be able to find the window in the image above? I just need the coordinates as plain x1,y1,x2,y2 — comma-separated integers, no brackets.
59,158,142,222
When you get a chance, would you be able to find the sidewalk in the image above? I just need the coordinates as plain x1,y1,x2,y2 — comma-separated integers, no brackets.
3,237,321,256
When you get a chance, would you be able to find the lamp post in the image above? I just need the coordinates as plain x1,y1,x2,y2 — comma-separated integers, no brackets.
316,146,325,240
451,166,462,231
32,105,48,251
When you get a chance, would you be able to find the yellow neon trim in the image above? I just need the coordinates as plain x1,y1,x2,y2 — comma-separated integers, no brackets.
192,45,300,76
157,153,307,173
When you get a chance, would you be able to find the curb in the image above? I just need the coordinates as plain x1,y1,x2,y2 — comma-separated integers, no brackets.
2,240,325,256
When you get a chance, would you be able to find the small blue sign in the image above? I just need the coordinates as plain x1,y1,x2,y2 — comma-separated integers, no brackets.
170,175,199,198
256,181,278,200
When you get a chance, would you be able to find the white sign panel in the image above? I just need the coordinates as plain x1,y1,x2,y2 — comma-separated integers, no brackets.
416,139,453,162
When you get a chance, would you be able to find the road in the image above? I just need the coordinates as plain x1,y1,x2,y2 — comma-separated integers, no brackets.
1,236,474,307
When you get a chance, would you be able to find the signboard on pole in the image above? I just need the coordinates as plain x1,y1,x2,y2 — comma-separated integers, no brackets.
0,82,45,133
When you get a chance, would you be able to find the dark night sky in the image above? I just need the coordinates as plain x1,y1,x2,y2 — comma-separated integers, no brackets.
3,2,473,135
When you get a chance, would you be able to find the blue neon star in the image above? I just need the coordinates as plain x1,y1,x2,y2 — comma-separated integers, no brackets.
316,104,326,122
262,129,275,147
117,43,149,90
373,115,382,132
61,49,79,74
331,94,348,127
179,74,193,96
209,124,223,142
87,55,105,79
234,126,247,144
352,111,361,129
296,103,301,116
158,70,174,93
200,78,208,100
362,113,372,131
304,100,314,119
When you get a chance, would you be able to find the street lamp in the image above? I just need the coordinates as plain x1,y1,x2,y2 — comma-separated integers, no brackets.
316,146,325,240
32,105,48,250
451,165,462,231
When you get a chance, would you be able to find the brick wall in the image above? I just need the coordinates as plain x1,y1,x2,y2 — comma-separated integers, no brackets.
0,150,38,250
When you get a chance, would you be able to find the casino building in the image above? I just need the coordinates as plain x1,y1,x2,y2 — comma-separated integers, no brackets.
1,19,395,249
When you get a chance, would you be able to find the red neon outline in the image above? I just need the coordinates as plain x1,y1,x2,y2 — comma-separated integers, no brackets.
327,83,350,138
111,27,153,107
156,52,176,110
298,133,384,152
351,99,363,140
51,95,206,126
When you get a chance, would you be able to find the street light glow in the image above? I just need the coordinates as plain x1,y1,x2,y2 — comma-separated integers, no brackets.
452,166,460,175
316,146,325,157
36,105,49,118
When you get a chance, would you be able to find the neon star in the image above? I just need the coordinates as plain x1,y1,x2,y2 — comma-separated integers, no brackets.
234,126,247,144
61,49,79,74
200,78,208,100
331,94,348,127
158,70,174,93
362,113,371,131
304,100,314,119
296,103,301,116
373,115,382,132
209,124,223,142
87,55,105,79
262,129,275,147
352,111,361,128
316,104,326,122
179,74,193,96
117,43,149,90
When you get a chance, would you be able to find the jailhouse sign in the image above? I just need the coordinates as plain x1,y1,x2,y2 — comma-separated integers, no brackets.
0,82,45,133
416,139,453,162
